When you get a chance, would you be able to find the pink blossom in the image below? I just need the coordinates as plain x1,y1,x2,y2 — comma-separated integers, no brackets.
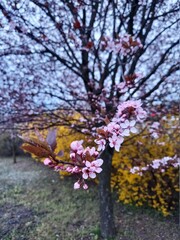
70,152,76,160
117,82,128,93
90,159,103,173
109,135,124,152
130,166,140,174
82,167,96,179
151,122,160,129
70,140,84,154
107,122,120,133
83,146,99,157
151,132,159,139
72,166,81,173
66,166,81,173
117,100,142,116
83,183,88,190
130,156,179,175
82,159,103,179
121,119,137,136
151,160,161,169
135,108,147,122
74,181,81,189
116,99,146,121
94,139,106,151
43,158,52,166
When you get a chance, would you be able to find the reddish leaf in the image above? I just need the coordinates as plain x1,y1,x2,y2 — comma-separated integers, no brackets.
73,20,81,29
97,128,106,136
104,116,110,125
129,36,133,44
124,74,138,84
131,41,139,47
20,135,50,151
85,41,93,49
122,41,129,49
21,144,50,158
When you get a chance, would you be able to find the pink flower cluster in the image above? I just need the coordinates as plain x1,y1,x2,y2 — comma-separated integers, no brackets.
130,156,180,175
116,100,147,122
95,100,147,152
43,100,147,190
73,158,103,190
116,73,142,93
43,140,103,190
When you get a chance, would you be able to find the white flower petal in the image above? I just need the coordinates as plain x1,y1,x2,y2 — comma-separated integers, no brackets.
130,120,136,126
85,161,91,167
122,129,130,136
89,172,96,179
94,159,103,167
95,167,102,173
130,127,137,133
82,173,88,179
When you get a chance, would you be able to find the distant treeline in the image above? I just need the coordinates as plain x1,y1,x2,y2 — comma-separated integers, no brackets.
0,133,26,157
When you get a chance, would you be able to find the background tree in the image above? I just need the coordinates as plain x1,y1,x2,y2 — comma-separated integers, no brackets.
0,0,179,238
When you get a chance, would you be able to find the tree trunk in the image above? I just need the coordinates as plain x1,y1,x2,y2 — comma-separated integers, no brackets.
99,145,116,239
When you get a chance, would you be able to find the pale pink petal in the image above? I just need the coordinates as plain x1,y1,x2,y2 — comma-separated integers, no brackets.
44,158,51,165
93,159,103,167
120,122,128,129
70,140,84,151
115,143,121,152
83,183,88,190
89,166,96,172
95,167,102,173
89,172,96,179
117,136,124,144
85,161,91,167
74,181,80,189
70,152,76,160
122,129,130,136
129,120,136,126
82,172,88,179
130,127,137,133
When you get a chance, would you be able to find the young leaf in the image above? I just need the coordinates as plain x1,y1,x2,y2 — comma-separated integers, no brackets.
97,128,106,136
20,135,50,151
73,20,81,29
46,129,57,151
57,150,64,157
104,116,110,125
21,144,50,158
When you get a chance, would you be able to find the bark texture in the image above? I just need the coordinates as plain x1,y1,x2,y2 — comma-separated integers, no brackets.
99,145,116,239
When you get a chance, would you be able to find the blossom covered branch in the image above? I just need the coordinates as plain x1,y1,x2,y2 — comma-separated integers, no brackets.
21,99,147,190
130,156,180,176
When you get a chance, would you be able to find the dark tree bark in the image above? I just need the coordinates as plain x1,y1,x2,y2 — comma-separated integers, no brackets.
99,145,116,239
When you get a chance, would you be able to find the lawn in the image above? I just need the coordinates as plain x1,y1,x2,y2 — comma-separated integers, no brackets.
0,157,179,240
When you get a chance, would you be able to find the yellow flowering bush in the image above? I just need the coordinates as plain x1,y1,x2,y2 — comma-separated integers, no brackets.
23,114,179,216
111,115,179,216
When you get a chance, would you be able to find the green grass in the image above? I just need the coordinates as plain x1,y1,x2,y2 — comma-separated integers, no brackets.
0,157,179,240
